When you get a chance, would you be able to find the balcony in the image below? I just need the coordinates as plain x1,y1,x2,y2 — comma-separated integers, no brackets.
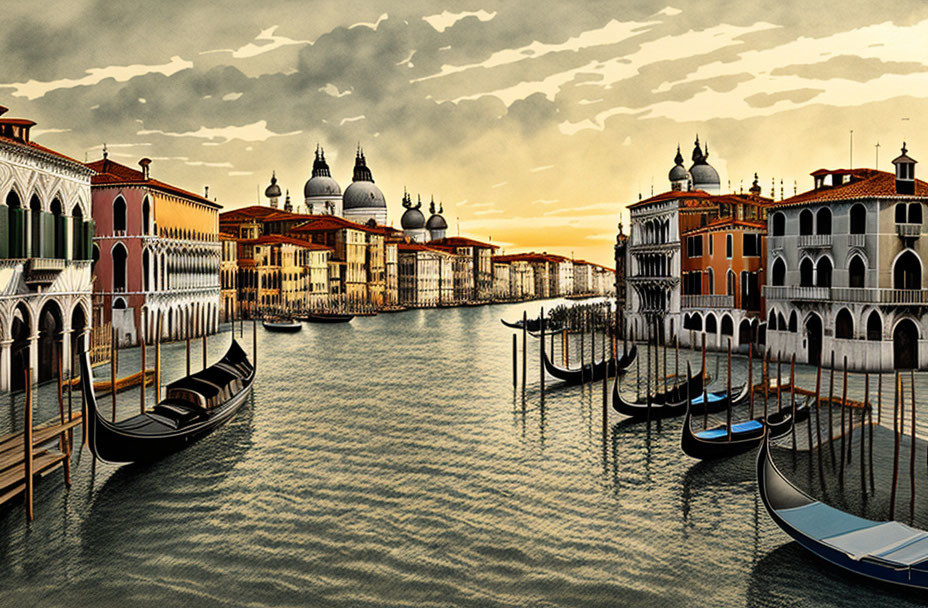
763,285,829,301
682,294,733,309
766,285,928,306
896,223,921,239
24,257,65,286
767,236,784,251
797,234,832,249
848,233,866,248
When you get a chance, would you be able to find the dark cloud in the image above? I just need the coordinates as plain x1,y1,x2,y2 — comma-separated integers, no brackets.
770,55,928,81
744,88,825,108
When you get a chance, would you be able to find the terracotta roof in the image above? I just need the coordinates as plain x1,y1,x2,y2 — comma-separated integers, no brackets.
682,217,767,236
290,215,382,235
219,205,280,222
773,169,928,207
492,252,564,264
86,158,222,209
428,236,498,250
237,234,332,251
0,135,92,174
218,232,236,241
631,189,771,210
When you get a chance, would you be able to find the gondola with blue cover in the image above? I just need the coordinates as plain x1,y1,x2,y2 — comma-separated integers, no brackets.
758,437,928,589
681,398,809,460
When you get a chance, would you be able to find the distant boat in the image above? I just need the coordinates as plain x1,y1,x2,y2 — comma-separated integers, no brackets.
501,317,560,332
681,399,809,460
81,339,255,465
302,312,354,324
262,319,303,332
542,345,636,385
758,437,928,589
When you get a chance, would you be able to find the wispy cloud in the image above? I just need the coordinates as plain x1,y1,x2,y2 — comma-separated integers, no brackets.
422,10,497,33
349,13,388,31
0,56,192,100
319,83,351,98
138,120,301,143
491,181,507,188
339,115,366,126
201,25,311,59
530,164,554,173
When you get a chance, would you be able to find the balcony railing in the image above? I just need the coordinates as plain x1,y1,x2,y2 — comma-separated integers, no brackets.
766,285,928,306
797,234,832,248
848,233,866,248
763,285,829,300
896,223,921,238
681,294,734,309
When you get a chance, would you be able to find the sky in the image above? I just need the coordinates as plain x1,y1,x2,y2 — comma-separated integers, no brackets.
2,1,928,266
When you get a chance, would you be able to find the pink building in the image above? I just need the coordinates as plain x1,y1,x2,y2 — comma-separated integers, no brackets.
87,153,222,345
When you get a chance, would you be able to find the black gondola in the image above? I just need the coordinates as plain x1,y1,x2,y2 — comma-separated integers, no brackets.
500,317,560,332
681,399,810,460
302,312,354,324
758,437,928,589
611,368,730,420
81,339,256,465
542,345,637,385
262,319,303,332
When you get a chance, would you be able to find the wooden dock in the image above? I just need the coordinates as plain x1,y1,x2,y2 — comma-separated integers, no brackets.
0,368,81,520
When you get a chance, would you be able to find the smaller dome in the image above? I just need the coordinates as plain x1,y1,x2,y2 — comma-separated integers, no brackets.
691,163,720,188
426,213,448,230
402,207,426,229
264,172,281,198
304,175,341,198
343,181,386,209
669,164,689,182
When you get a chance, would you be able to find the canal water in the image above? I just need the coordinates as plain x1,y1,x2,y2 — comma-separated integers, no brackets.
0,298,926,607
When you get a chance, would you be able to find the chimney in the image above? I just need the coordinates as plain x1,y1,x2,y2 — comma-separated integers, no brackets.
204,185,209,199
139,158,152,180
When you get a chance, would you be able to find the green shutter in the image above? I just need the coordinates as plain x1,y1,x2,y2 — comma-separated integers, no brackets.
85,220,95,260
55,215,65,258
9,208,24,258
0,205,8,258
71,217,81,260
42,212,54,258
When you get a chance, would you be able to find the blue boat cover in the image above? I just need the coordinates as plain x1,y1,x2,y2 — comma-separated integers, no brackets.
695,419,763,440
777,502,878,542
822,521,928,566
691,391,726,405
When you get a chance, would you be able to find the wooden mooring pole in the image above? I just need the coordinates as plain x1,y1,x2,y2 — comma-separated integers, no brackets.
24,368,33,522
512,334,517,389
156,313,162,403
748,341,754,420
828,352,835,444
522,311,527,396
890,371,901,520
790,353,797,451
861,372,869,495
840,356,848,481
726,338,732,442
186,315,191,376
910,369,917,521
203,309,208,370
111,326,117,421
140,337,147,414
539,307,545,396
813,363,822,447
56,345,71,487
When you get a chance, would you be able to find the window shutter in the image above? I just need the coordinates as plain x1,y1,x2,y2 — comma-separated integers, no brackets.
42,212,55,258
9,207,24,257
0,206,8,258
85,221,95,260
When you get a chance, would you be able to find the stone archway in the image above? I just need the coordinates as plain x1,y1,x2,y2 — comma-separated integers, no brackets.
10,303,31,391
894,319,919,370
805,313,823,366
37,300,63,383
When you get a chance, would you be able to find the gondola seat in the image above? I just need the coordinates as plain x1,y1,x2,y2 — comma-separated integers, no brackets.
153,400,207,427
695,419,763,440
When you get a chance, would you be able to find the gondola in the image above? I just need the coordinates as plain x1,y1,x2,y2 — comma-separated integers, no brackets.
681,399,810,460
262,319,303,332
542,345,637,385
612,370,746,420
302,312,354,324
81,339,256,465
758,437,928,589
500,317,560,332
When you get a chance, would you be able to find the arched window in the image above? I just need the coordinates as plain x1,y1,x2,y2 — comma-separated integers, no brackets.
779,312,787,330
142,196,151,235
113,196,127,233
29,195,42,257
893,251,921,290
849,204,866,234
816,207,832,235
727,270,735,297
867,311,882,341
849,255,866,288
909,203,922,224
788,311,798,332
895,203,907,223
768,312,778,331
706,267,714,294
142,248,150,292
772,258,786,286
816,256,833,288
772,212,785,236
721,314,733,336
835,308,854,339
50,198,65,259
705,314,717,334
799,209,813,235
71,204,83,260
6,190,26,258
800,258,814,287
112,243,128,292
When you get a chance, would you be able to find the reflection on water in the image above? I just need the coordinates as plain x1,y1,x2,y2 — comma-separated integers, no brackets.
0,297,924,606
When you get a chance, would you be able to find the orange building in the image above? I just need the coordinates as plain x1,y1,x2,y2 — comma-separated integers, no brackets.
679,181,769,351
